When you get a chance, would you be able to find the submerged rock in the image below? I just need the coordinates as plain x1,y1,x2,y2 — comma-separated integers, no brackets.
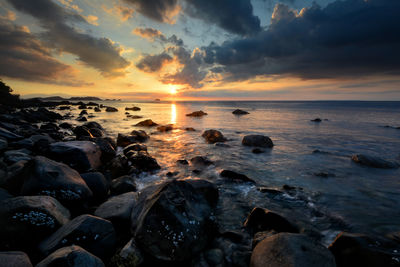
186,110,208,117
220,170,255,183
125,106,141,111
351,154,399,169
244,207,298,234
21,156,93,208
185,127,196,131
105,107,118,112
49,141,102,172
0,196,70,249
190,156,213,167
157,124,174,132
126,151,160,172
232,109,249,115
202,129,227,144
0,251,33,267
135,119,158,127
242,135,274,148
39,214,116,259
250,233,336,267
94,106,101,112
311,118,322,122
36,246,104,267
177,159,189,165
131,179,218,262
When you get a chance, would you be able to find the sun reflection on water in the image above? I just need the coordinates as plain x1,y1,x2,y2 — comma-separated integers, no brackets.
170,103,176,124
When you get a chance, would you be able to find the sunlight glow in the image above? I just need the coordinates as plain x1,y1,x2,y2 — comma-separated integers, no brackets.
170,103,176,124
169,85,178,95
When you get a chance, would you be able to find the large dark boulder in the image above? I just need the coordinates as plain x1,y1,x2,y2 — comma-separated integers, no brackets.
135,119,158,127
93,137,116,162
202,130,227,144
80,172,109,202
110,239,143,267
130,130,150,142
329,232,399,267
39,214,117,259
250,233,336,267
0,196,70,249
131,179,218,261
220,170,255,183
186,111,207,117
351,154,399,169
4,149,32,165
0,126,22,141
0,251,33,267
36,246,104,267
21,156,93,208
83,121,104,130
242,135,274,148
117,131,149,147
0,137,7,151
126,151,160,172
49,141,102,172
123,143,147,154
110,175,136,195
244,207,298,234
12,134,54,151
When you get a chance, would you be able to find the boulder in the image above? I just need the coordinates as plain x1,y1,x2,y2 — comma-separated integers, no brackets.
110,239,143,267
73,126,93,139
242,135,274,148
0,251,33,267
95,192,137,229
177,159,189,165
94,107,101,112
130,130,150,142
40,123,60,132
105,107,118,112
59,122,73,129
123,143,147,154
79,110,88,116
39,214,116,259
80,172,109,202
83,122,104,130
185,127,196,131
220,170,255,183
4,149,32,165
186,111,207,117
351,154,399,169
250,233,336,267
126,151,160,172
202,130,227,144
36,246,104,267
0,196,70,249
244,207,298,234
0,137,7,151
21,156,93,208
49,141,102,172
12,134,54,151
93,137,116,162
311,118,322,122
110,175,136,195
125,107,141,111
126,115,143,119
131,179,218,261
329,232,399,267
190,156,213,167
117,131,149,147
157,124,174,132
135,119,158,127
232,109,249,115
0,126,22,141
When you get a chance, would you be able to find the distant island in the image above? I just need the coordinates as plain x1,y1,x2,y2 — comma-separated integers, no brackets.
35,96,104,101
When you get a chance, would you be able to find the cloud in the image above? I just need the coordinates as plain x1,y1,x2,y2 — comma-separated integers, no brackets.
132,27,183,45
83,15,99,26
0,18,89,86
202,0,400,81
122,0,180,23
7,0,130,77
103,4,135,21
0,10,16,21
136,52,173,72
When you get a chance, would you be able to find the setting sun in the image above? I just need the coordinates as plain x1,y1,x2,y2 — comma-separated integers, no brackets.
169,85,178,95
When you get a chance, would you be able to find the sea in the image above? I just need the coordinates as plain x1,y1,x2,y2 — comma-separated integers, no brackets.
59,100,400,245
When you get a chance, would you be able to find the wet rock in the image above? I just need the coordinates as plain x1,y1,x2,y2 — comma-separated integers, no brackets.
311,118,322,122
36,245,104,267
117,131,149,147
110,239,143,267
2,160,30,194
314,172,336,178
232,109,249,115
73,126,93,139
190,156,213,167
250,233,336,267
77,116,87,122
78,105,87,109
252,148,264,154
125,106,141,111
157,124,173,132
0,137,7,151
126,151,160,172
131,179,218,261
80,110,88,116
93,137,116,162
83,122,104,130
110,175,136,195
215,142,230,148
123,143,147,154
0,196,70,249
329,232,399,267
40,123,60,132
4,149,32,165
135,119,158,127
220,170,255,183
95,192,137,231
58,106,70,110
49,141,102,172
244,207,298,234
204,248,224,266
177,159,189,165
186,111,208,117
88,128,104,137
13,135,55,152
106,107,118,112
130,130,150,142
21,156,93,208
39,214,116,259
252,230,278,248
80,172,109,202
166,171,179,177
351,154,399,169
202,130,227,144
185,127,196,131
0,126,22,141
242,135,273,148
126,115,143,119
94,106,101,112
0,251,33,267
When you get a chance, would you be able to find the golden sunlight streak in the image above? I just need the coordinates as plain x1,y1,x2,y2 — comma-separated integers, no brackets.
170,103,177,124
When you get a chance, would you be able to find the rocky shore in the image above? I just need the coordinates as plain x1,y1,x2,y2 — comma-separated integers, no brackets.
0,101,399,267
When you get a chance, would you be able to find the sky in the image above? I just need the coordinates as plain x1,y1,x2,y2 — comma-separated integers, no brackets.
1,0,400,100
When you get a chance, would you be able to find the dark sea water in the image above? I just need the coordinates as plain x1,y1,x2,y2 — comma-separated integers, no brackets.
61,101,400,245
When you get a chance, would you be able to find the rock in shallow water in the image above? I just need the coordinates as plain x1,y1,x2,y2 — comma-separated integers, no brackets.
135,119,158,127
105,107,118,112
202,129,227,144
131,179,218,262
351,154,399,169
242,135,274,148
250,233,336,267
186,110,208,117
232,109,249,115
110,175,137,195
220,170,255,183
0,196,70,249
36,245,104,267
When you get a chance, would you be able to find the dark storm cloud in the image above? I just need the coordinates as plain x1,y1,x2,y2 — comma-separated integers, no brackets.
136,52,173,72
133,27,184,45
202,0,400,81
7,0,130,77
122,0,179,23
0,18,88,86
